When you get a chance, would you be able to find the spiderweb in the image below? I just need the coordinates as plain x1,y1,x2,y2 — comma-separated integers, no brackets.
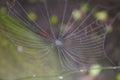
0,0,119,79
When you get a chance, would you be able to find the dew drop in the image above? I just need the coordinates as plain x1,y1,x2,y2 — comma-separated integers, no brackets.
55,40,63,46
58,76,64,80
17,46,23,53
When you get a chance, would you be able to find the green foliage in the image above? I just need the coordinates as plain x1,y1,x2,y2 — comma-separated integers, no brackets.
0,7,7,15
116,73,120,80
0,8,60,80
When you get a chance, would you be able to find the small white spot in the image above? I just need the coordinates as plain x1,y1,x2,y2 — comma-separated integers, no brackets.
113,67,117,69
17,46,23,53
55,40,63,46
58,76,64,79
33,74,36,77
80,69,84,72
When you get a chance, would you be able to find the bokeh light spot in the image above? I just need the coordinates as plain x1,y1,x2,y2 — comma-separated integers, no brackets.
89,64,102,77
50,15,59,25
105,25,113,33
27,12,37,21
94,11,108,21
81,3,89,11
72,9,82,20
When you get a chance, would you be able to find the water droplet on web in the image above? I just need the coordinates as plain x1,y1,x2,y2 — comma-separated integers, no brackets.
58,76,64,80
105,25,113,33
54,40,63,46
17,46,23,53
33,74,36,77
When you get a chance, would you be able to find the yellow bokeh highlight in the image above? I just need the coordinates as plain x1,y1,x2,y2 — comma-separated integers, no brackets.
94,11,108,21
72,9,82,20
27,12,37,21
50,15,59,25
89,64,102,77
105,25,113,33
